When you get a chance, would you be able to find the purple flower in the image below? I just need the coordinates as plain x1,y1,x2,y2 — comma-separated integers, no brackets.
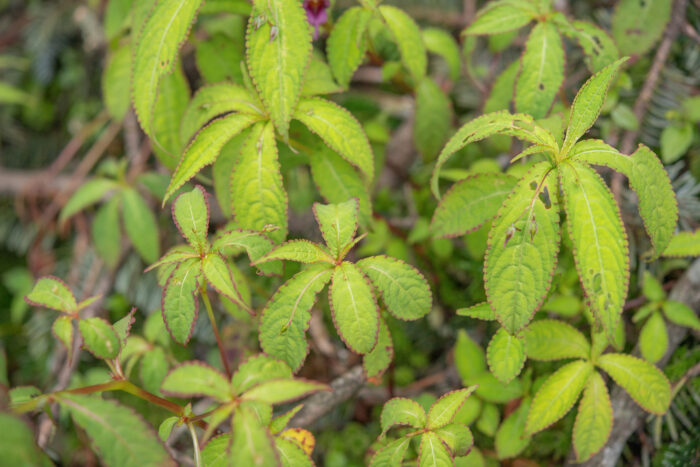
304,0,329,40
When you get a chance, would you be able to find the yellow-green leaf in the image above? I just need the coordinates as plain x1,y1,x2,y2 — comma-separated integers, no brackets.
639,311,668,363
573,371,612,462
327,7,372,89
161,362,232,402
524,319,591,361
172,186,209,253
313,199,359,259
379,5,426,82
486,329,525,384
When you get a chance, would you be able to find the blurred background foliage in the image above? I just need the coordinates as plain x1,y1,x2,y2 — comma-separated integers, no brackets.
0,0,699,465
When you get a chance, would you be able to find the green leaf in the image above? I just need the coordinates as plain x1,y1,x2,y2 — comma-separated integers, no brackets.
525,360,593,435
612,0,671,56
572,141,677,259
495,398,531,459
524,319,591,361
427,387,477,429
414,78,452,162
597,353,670,414
431,173,517,238
120,187,160,264
26,276,77,313
464,1,536,35
256,241,333,267
231,354,292,395
514,21,564,119
330,262,379,354
370,437,411,467
275,437,313,467
573,371,612,462
270,405,303,434
162,259,201,345
140,346,169,395
294,97,374,182
456,302,496,320
158,416,178,443
242,378,328,405
379,5,426,82
195,33,243,84
327,7,372,89
381,397,426,433
642,271,666,301
662,300,700,331
161,362,232,401
0,413,53,467
431,112,554,197
200,435,229,466
231,122,288,243
151,63,189,163
302,51,342,97
363,315,393,379
485,162,561,334
230,403,280,467
212,228,280,276
562,20,619,73
309,146,371,227
213,133,249,219
486,329,525,384
147,245,199,272
663,230,700,257
639,311,668,363
246,0,312,139
561,58,627,155
434,424,473,457
60,178,119,222
52,316,74,361
202,253,247,307
172,186,209,253
313,199,359,259
422,28,461,82
454,330,486,384
165,112,260,202
78,317,121,360
559,161,628,341
418,432,452,466
102,44,132,120
357,255,431,321
92,196,121,269
484,60,519,113
180,83,263,146
661,122,693,164
131,0,202,136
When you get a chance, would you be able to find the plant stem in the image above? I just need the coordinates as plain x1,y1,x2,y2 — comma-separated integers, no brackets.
200,285,232,377
188,422,203,467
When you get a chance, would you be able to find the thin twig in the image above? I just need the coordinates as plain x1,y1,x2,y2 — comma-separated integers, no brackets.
200,286,232,377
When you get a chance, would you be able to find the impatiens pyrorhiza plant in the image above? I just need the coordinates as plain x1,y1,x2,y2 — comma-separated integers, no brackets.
432,58,679,346
255,198,432,375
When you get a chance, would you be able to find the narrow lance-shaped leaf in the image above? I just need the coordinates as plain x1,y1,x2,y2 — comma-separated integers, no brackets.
663,230,700,258
230,403,280,467
162,259,201,345
427,387,477,429
663,301,700,331
246,0,312,139
487,329,526,384
418,433,453,467
414,78,452,163
295,97,374,182
179,83,263,146
161,362,232,402
379,5,426,82
231,122,288,243
525,360,593,435
259,264,333,371
431,173,517,238
326,7,372,89
120,187,160,264
313,199,359,259
92,196,121,269
212,229,281,276
151,63,189,163
357,255,432,321
571,140,677,259
370,438,411,467
422,28,461,82
485,162,561,334
495,398,531,459
573,371,613,462
514,21,564,119
256,240,334,265
565,20,619,73
202,253,248,309
597,353,671,414
463,1,536,35
242,378,329,405
524,319,591,361
561,58,627,155
560,161,628,342
363,315,393,379
52,316,74,361
132,0,202,136
165,112,260,202
329,262,379,354
231,354,293,395
60,178,119,222
172,186,209,253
